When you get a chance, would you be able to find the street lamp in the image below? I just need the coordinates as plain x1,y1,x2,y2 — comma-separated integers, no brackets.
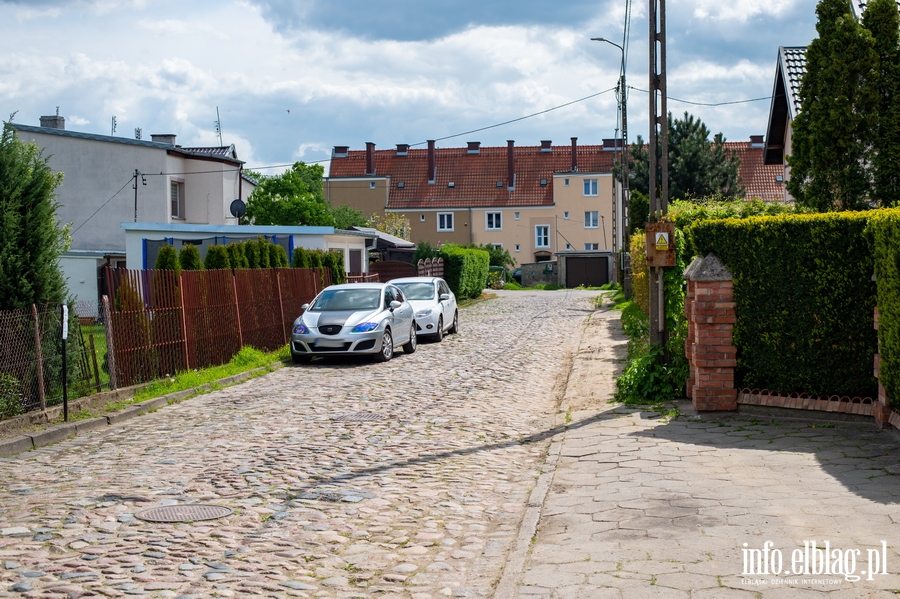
591,37,629,252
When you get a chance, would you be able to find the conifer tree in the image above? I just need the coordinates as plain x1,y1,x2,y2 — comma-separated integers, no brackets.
787,0,878,210
178,245,204,271
0,123,67,309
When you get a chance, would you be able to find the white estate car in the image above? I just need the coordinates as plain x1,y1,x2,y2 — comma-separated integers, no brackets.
389,277,458,341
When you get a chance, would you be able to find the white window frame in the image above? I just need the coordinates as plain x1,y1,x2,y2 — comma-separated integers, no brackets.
583,178,598,196
491,243,503,248
564,178,570,186
585,243,599,250
420,214,425,222
535,225,550,248
584,211,599,228
438,212,454,232
563,211,569,220
514,211,520,220
486,212,502,231
170,179,185,220
514,244,520,252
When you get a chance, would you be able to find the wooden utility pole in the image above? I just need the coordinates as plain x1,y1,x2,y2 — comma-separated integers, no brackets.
648,0,668,347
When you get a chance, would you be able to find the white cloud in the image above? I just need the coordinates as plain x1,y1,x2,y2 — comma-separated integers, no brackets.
137,19,188,34
68,115,90,125
13,6,62,21
692,0,795,22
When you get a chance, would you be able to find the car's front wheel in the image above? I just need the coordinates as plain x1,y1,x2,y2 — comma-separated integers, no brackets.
433,316,443,342
402,321,417,354
374,329,394,362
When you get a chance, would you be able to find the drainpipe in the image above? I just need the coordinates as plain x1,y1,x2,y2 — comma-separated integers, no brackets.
469,207,473,244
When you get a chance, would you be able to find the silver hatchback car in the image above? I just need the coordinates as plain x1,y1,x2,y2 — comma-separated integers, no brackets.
389,277,458,341
290,283,416,363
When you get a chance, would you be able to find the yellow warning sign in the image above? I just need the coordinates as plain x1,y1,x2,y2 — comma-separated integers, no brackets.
655,232,669,251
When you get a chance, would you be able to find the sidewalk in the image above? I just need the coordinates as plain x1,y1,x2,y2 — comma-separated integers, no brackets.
498,304,900,598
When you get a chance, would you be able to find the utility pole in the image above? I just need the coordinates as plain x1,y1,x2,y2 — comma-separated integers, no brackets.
133,169,146,222
648,0,668,346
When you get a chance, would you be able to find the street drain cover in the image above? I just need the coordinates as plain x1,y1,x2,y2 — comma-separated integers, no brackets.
134,504,233,523
331,411,387,422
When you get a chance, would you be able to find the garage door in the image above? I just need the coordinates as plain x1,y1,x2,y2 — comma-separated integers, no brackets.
566,256,608,288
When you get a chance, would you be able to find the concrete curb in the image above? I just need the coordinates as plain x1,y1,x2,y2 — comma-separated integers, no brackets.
0,361,285,458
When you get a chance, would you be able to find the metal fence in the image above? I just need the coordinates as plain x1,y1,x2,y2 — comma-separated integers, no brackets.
0,304,104,419
103,266,331,387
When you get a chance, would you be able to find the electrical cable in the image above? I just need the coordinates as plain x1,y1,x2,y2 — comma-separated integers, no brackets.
628,86,771,106
70,177,134,235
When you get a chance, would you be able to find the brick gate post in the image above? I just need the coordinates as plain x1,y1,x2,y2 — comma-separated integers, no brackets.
684,254,737,411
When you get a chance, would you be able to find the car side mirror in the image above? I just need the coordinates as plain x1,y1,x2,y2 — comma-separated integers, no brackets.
439,293,450,301
389,300,402,310
301,303,309,311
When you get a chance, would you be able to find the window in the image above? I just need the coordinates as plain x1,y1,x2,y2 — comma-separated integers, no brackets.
486,212,502,230
170,180,184,219
438,212,454,231
565,243,571,250
585,243,599,250
535,225,550,248
369,182,376,189
563,211,569,220
514,212,520,220
564,178,570,186
584,211,599,228
514,244,520,252
583,179,598,196
491,243,503,248
420,214,425,222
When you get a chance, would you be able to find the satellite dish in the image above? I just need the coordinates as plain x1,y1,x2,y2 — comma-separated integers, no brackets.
230,199,246,219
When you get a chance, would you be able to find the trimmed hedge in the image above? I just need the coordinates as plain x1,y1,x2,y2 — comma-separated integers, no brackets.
440,245,490,299
688,211,876,396
868,209,900,408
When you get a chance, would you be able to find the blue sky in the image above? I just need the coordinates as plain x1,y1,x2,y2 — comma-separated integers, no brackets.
0,0,819,175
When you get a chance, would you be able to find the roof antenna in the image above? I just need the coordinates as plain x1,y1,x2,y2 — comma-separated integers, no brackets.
215,106,223,146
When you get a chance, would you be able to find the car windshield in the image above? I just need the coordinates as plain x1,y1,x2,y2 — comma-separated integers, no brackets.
310,288,382,311
394,282,435,301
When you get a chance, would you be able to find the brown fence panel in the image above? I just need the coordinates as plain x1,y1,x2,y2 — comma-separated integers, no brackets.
370,260,416,282
181,269,241,370
234,269,285,352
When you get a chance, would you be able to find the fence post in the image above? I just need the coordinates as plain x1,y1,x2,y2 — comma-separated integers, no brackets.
684,254,737,411
232,271,244,348
31,304,46,410
102,295,118,390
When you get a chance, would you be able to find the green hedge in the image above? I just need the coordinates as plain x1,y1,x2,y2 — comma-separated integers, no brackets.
688,211,876,396
440,245,490,299
868,209,900,408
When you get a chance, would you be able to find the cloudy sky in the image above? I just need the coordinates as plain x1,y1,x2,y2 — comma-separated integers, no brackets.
0,0,819,175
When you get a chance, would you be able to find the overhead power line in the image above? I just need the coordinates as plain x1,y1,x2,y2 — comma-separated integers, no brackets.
628,86,771,107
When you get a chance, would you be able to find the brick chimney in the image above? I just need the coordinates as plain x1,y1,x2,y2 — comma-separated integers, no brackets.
39,114,65,130
507,140,515,190
570,137,578,172
396,143,409,156
365,142,376,175
467,141,481,154
333,146,349,158
540,140,552,153
151,134,177,146
427,140,436,184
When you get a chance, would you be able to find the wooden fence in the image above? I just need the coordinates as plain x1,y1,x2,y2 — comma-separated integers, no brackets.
103,267,331,387
417,258,444,277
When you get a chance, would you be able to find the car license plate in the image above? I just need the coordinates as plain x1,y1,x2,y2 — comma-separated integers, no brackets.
314,338,344,348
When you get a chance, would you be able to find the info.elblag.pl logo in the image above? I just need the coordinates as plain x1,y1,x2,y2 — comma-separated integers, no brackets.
742,541,889,582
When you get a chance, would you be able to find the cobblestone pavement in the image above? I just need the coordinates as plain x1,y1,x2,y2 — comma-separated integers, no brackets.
507,307,900,598
0,290,599,599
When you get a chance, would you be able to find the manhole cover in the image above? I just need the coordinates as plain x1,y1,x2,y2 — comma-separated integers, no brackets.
134,504,233,523
331,411,387,422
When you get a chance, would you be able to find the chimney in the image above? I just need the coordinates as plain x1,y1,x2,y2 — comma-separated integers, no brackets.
396,143,409,156
39,115,65,130
427,140,436,184
507,140,515,190
750,135,765,148
151,134,177,146
467,141,481,154
365,142,376,175
540,140,552,153
570,137,578,172
602,138,623,151
333,145,349,158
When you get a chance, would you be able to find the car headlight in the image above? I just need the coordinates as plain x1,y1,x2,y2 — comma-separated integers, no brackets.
415,308,433,318
292,323,309,335
351,322,379,333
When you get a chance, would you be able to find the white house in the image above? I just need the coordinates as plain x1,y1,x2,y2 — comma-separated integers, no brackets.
12,114,256,312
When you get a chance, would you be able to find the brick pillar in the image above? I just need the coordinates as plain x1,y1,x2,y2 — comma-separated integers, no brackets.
874,306,892,429
684,254,737,411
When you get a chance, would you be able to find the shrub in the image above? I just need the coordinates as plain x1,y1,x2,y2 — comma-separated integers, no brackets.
226,243,244,270
868,208,900,408
155,245,181,275
179,245,204,271
629,231,649,315
688,211,876,396
269,243,288,267
204,245,231,270
440,245,490,299
256,238,271,269
244,240,260,268
413,241,440,263
322,250,346,285
291,247,311,268
0,373,23,420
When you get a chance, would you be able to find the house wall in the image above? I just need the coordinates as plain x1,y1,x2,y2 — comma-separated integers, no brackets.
324,177,390,219
15,130,169,253
553,173,615,252
58,254,105,313
394,209,472,247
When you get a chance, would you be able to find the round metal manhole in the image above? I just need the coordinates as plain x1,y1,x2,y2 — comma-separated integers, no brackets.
134,504,233,523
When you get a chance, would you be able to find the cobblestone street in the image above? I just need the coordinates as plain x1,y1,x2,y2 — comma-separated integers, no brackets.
0,290,600,599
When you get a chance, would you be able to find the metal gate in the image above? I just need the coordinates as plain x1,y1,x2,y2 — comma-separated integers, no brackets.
566,256,609,288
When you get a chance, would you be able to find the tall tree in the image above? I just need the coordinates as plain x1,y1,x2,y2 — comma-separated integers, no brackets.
369,212,412,240
244,162,335,226
863,0,900,207
787,0,878,211
332,204,368,230
627,112,743,202
0,123,68,309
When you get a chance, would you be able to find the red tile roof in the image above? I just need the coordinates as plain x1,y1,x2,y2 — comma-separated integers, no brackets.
328,143,616,209
726,140,785,202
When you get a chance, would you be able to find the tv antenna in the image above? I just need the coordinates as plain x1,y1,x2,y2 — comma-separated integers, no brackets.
215,107,223,146
111,116,117,136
